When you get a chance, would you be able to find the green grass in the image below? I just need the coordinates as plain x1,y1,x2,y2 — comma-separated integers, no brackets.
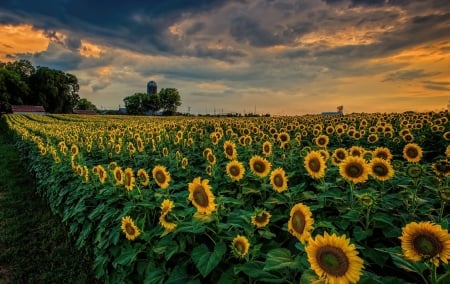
0,131,98,284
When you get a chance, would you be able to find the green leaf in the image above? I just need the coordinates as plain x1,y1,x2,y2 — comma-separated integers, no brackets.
264,248,302,271
300,269,323,284
191,242,226,277
113,246,141,267
234,261,285,282
375,247,426,275
353,226,372,241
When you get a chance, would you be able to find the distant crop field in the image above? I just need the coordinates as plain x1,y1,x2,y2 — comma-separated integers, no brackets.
3,112,449,283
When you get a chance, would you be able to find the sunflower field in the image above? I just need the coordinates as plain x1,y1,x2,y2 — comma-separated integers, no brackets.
1,111,449,284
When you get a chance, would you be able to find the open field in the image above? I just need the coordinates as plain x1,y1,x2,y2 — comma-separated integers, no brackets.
1,112,449,283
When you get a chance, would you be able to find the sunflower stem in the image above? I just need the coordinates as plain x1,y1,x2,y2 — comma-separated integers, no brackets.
349,182,355,208
438,200,446,224
429,261,437,284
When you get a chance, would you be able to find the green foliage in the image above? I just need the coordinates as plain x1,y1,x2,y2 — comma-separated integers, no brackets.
0,59,79,113
76,98,97,110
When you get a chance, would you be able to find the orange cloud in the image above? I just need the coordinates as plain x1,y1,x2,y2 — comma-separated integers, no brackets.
79,40,103,58
0,24,49,61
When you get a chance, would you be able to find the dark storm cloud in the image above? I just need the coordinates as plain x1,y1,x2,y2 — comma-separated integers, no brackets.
0,0,232,54
382,69,441,82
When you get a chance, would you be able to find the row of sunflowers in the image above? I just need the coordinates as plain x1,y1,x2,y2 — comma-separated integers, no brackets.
1,111,449,283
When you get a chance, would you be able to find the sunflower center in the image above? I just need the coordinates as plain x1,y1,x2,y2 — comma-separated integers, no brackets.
193,186,209,207
336,151,346,160
413,234,442,257
156,171,166,183
377,152,388,159
230,166,240,177
346,163,363,178
225,146,233,156
234,240,246,254
115,171,122,180
318,138,326,145
125,224,135,235
292,211,306,234
308,158,321,172
317,246,349,277
255,213,268,223
264,145,270,153
407,148,418,158
254,161,266,173
274,174,284,187
373,164,388,177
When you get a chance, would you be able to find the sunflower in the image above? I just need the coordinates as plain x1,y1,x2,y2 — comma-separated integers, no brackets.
348,146,365,157
288,203,314,244
403,143,423,163
339,156,370,184
113,167,124,185
97,165,107,184
124,168,135,191
159,213,177,232
251,209,271,228
188,177,216,214
160,199,175,214
226,160,245,182
315,134,330,148
121,216,141,241
367,133,379,144
262,141,273,156
372,147,393,161
406,164,423,178
223,140,238,160
231,235,250,258
249,155,271,178
270,167,288,193
402,133,415,143
137,168,150,187
432,159,450,177
181,157,189,169
71,144,79,156
400,221,450,267
114,143,121,154
152,165,171,189
306,232,364,284
304,151,326,179
331,148,348,165
206,152,217,165
446,145,450,158
369,158,394,182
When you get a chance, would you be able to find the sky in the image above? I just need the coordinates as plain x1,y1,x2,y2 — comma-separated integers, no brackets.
1,0,450,115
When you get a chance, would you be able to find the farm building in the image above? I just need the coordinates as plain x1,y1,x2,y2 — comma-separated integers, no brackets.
73,109,97,115
11,105,46,115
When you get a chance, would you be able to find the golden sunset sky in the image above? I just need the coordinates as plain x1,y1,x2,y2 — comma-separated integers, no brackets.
1,0,449,115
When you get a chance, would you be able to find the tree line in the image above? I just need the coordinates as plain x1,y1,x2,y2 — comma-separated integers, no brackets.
123,88,181,115
0,59,82,113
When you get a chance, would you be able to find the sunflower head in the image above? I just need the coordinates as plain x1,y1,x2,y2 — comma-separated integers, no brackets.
288,203,314,244
152,165,171,189
249,155,271,178
231,235,250,259
121,216,141,241
304,151,327,180
159,212,177,232
226,160,245,182
223,140,238,160
406,164,423,179
372,147,393,161
432,159,450,177
188,177,216,214
113,167,124,185
400,221,450,267
124,168,135,191
251,209,271,228
403,143,423,163
270,167,288,193
370,158,395,182
339,156,370,184
137,168,150,187
262,141,273,156
306,232,364,284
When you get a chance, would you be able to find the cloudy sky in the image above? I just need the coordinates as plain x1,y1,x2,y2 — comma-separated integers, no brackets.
1,0,450,115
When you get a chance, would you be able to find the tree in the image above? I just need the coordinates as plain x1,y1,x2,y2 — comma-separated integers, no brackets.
0,67,30,112
123,93,148,115
28,67,80,113
146,93,161,115
75,98,97,110
159,88,181,115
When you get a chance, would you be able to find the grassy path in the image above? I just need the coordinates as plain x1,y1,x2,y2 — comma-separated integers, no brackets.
0,131,97,284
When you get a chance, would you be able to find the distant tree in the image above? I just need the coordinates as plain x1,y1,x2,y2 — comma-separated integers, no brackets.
75,98,97,110
123,92,148,115
0,67,31,112
28,67,80,113
146,93,161,115
159,88,181,115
